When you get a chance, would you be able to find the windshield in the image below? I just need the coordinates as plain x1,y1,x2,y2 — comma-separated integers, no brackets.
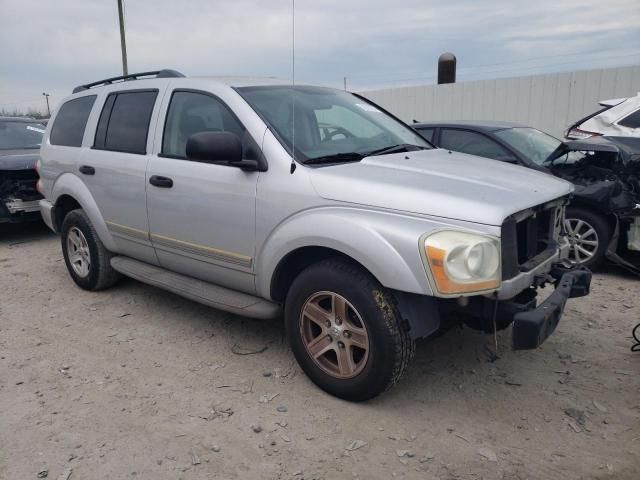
237,86,430,163
494,127,561,165
0,121,45,150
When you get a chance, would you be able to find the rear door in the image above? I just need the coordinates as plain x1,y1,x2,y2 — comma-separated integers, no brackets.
83,87,164,265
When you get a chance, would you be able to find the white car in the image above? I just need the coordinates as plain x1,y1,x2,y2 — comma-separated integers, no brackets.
566,94,640,139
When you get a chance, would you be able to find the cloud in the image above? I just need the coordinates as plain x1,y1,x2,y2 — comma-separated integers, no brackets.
0,0,638,113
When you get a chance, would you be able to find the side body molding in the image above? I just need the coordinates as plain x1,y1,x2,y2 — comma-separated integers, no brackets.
51,172,119,252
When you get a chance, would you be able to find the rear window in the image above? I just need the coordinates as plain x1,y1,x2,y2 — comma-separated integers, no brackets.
0,121,45,150
50,95,97,147
618,109,640,129
94,90,158,154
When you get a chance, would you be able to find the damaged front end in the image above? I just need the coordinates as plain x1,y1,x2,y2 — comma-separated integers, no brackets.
0,152,43,224
546,136,640,274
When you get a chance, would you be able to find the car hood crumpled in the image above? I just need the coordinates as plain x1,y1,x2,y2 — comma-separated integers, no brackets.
308,148,573,226
0,149,40,171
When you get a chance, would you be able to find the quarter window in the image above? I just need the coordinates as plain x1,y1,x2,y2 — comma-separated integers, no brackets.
440,129,516,161
50,95,96,147
162,91,247,158
94,90,158,154
416,127,435,143
618,109,640,129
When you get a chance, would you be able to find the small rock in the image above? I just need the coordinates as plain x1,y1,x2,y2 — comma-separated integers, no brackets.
37,470,48,478
57,468,73,480
396,450,414,458
419,454,434,463
281,434,291,442
276,405,288,413
262,371,272,377
345,440,368,451
593,400,608,413
259,393,279,403
293,471,302,476
564,408,586,426
211,445,221,453
477,447,497,462
190,452,201,465
251,425,263,433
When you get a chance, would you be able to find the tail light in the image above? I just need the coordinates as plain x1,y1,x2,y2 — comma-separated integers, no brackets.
35,159,41,174
565,128,601,140
36,179,43,194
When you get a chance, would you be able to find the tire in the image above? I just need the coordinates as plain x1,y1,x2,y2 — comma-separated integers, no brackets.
285,259,415,401
61,209,120,291
564,207,611,270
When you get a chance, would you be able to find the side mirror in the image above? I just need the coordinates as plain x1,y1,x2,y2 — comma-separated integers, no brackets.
186,131,243,164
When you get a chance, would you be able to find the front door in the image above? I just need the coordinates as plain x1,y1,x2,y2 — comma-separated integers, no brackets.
145,89,259,293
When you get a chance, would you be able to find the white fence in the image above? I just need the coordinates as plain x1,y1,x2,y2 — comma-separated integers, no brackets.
359,65,640,138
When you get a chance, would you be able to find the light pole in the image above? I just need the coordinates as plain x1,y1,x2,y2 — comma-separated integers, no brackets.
42,92,50,117
117,0,128,75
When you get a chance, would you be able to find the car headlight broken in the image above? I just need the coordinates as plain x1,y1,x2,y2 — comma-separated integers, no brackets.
423,231,500,295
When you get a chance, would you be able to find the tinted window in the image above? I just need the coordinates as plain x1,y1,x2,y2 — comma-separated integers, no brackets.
440,128,516,161
619,109,640,129
416,127,435,142
50,95,96,147
94,90,157,154
162,91,246,158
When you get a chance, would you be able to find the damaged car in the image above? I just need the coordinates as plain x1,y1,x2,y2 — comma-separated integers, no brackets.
0,116,45,224
413,121,640,272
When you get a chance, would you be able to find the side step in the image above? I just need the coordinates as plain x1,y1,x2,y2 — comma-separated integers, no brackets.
110,256,281,319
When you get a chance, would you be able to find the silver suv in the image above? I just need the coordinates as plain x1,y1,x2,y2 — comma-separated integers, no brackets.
38,70,591,400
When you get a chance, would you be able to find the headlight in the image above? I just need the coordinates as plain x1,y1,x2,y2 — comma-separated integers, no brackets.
422,231,501,295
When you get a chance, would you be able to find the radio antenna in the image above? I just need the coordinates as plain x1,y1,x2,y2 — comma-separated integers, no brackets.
290,0,297,174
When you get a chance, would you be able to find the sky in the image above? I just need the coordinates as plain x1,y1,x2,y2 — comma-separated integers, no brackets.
0,0,639,114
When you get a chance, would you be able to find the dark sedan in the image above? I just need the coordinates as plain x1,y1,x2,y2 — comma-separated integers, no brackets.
0,116,45,224
413,121,640,272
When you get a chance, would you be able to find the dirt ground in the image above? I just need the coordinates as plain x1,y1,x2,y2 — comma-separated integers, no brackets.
1,223,638,480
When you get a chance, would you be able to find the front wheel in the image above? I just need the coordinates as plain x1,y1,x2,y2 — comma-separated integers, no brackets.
285,259,415,401
564,207,611,270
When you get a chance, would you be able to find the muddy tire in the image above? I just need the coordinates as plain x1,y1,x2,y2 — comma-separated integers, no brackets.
285,259,415,401
61,209,120,291
565,207,611,270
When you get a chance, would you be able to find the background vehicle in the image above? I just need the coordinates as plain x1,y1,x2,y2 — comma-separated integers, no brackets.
0,116,45,224
565,94,640,139
38,71,590,401
414,121,640,271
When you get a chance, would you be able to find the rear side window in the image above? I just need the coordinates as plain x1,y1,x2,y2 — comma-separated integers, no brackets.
440,128,516,161
50,95,96,147
94,90,158,154
618,109,640,129
416,127,435,143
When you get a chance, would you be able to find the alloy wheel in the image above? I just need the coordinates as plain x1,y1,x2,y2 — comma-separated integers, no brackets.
67,226,91,277
564,218,599,264
299,291,370,379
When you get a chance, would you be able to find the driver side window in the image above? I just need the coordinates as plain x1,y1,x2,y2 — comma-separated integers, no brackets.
162,91,246,158
440,128,516,162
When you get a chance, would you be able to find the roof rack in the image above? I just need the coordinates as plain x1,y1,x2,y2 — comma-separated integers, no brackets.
72,69,185,93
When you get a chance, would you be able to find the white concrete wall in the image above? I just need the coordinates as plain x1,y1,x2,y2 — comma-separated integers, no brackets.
359,65,640,138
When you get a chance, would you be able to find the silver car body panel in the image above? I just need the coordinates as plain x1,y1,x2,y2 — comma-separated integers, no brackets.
40,76,574,301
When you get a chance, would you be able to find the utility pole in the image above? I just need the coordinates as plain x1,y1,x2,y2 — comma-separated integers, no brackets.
117,0,128,75
42,92,50,117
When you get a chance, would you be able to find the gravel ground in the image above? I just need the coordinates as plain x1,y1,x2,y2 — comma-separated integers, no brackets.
1,223,639,480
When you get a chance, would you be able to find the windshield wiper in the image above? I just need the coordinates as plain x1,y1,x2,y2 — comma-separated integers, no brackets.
364,144,428,157
303,152,364,165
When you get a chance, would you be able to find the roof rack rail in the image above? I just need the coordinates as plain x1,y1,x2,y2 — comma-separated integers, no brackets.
72,69,185,93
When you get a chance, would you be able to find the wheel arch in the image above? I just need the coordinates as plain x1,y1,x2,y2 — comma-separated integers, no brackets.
51,173,119,251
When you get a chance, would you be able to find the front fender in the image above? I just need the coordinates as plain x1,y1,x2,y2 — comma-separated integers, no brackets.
51,173,119,252
256,207,440,299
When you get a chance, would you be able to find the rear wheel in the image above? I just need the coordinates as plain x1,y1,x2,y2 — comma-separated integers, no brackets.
285,259,414,401
564,207,611,269
61,209,120,291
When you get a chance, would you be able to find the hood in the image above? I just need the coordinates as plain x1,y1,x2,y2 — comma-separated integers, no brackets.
308,149,573,226
0,149,39,171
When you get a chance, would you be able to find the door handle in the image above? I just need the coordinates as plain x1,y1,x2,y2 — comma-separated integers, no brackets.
149,175,173,188
79,165,95,175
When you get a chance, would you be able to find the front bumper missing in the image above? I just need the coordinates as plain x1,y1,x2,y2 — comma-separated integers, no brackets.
5,198,41,214
512,266,592,350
